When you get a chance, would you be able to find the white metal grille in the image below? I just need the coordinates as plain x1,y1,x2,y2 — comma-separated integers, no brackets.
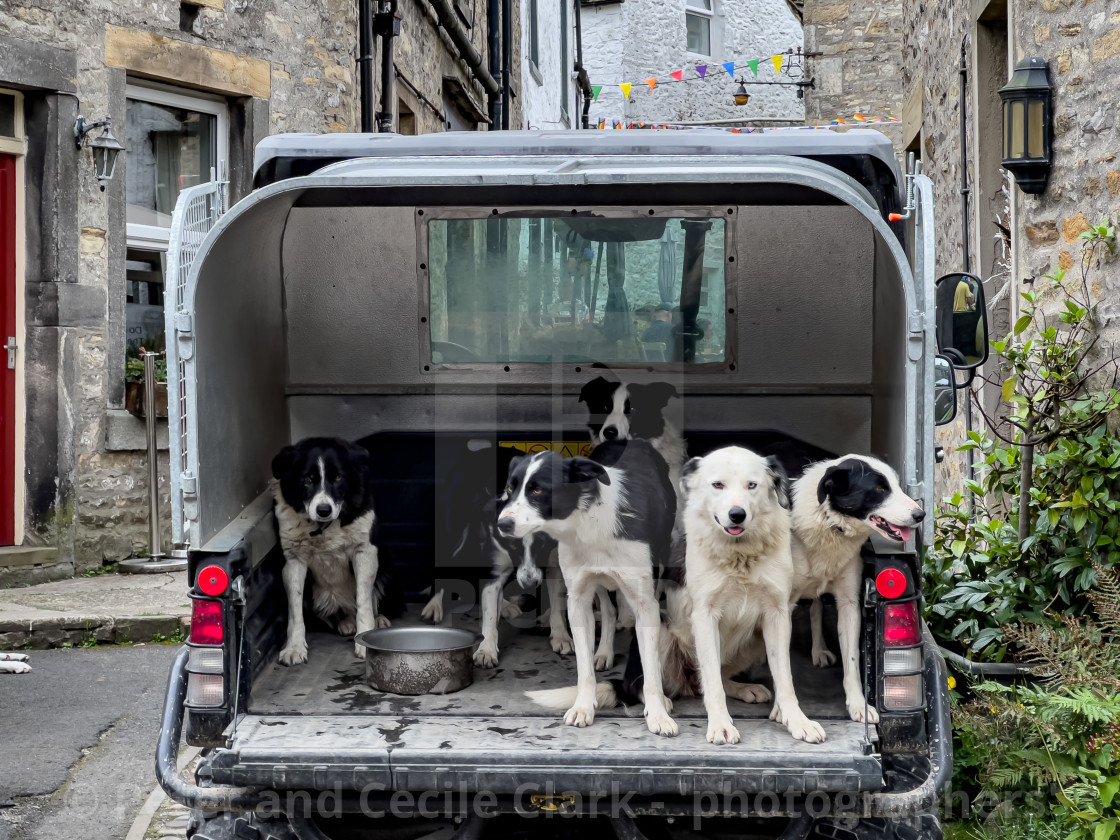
165,171,227,547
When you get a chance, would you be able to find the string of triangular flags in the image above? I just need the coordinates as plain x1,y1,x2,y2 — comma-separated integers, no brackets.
593,114,902,131
591,53,800,102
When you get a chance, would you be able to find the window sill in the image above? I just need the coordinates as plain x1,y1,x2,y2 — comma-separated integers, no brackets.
529,62,544,86
105,408,170,452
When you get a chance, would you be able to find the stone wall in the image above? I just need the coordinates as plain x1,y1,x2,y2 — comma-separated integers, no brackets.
803,0,904,139
582,0,805,125
0,0,505,579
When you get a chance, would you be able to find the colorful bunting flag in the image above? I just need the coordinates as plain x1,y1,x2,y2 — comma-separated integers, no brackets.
722,61,736,78
619,82,632,99
670,69,684,82
747,58,759,77
852,113,867,122
695,65,707,79
645,77,658,92
591,85,602,101
771,54,783,74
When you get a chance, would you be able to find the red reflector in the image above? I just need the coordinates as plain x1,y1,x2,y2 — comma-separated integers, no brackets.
884,601,921,647
876,568,907,599
197,565,229,597
190,600,224,645
888,212,903,222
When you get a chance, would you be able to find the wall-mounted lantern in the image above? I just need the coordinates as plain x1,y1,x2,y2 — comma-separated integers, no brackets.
75,115,125,192
733,79,751,107
998,58,1052,195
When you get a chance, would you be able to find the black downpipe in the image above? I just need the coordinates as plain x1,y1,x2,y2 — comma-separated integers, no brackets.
960,39,975,489
501,0,511,129
358,0,375,132
574,0,592,129
487,0,502,128
375,0,398,133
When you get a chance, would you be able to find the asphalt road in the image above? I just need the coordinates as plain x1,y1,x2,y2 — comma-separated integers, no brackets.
0,644,179,840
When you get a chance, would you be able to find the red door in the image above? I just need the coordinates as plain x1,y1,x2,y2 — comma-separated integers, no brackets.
0,154,15,545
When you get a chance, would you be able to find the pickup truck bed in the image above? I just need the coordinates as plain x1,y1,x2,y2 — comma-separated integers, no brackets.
210,609,883,798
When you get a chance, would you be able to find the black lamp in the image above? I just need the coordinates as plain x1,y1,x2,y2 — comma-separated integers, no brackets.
998,58,1052,195
75,115,125,192
733,78,750,107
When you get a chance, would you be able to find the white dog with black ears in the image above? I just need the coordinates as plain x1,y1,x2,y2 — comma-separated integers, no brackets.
672,446,826,745
791,455,926,724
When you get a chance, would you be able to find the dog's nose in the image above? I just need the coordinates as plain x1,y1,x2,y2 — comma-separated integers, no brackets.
911,508,926,523
728,507,746,524
315,503,333,519
602,426,618,440
496,517,516,535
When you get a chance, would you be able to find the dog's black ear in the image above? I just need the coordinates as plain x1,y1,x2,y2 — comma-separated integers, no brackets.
271,445,298,479
632,381,679,409
503,454,526,488
818,463,851,504
578,376,611,405
765,456,791,510
567,456,610,486
679,456,703,494
346,441,373,474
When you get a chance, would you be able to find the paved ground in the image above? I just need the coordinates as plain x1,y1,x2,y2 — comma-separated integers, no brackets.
0,644,179,840
0,571,191,649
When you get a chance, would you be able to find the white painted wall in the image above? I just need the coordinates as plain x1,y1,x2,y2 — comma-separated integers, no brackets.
581,0,804,125
521,0,580,129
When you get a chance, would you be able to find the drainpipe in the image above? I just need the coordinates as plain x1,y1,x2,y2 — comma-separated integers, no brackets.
426,0,502,125
501,0,512,129
574,0,592,129
358,0,375,132
959,38,975,492
487,0,501,127
375,0,399,132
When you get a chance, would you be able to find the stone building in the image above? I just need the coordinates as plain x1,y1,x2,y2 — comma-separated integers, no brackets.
580,0,805,126
521,0,581,130
892,0,1120,496
0,0,523,583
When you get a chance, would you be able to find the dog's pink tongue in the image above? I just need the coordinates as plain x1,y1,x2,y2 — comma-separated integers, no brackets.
727,525,744,536
897,525,913,542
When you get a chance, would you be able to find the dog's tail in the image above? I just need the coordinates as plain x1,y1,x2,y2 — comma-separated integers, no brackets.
525,679,640,711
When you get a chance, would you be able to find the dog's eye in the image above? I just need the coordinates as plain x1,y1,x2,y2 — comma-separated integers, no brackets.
529,485,543,496
504,485,513,496
711,481,724,490
748,481,758,490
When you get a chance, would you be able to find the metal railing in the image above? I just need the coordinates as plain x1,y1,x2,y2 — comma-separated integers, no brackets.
165,170,227,549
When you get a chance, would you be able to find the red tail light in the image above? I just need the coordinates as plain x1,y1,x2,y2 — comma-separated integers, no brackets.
883,600,921,647
190,599,224,645
197,565,229,597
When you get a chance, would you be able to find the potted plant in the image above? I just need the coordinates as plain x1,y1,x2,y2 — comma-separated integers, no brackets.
125,339,169,419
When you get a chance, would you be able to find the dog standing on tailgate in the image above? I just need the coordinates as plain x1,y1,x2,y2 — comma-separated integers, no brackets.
791,455,926,723
498,440,678,736
672,447,825,744
272,437,393,665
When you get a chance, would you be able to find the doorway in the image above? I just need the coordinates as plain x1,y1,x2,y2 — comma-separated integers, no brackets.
0,152,15,544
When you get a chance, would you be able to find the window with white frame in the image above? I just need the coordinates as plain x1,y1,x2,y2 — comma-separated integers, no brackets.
124,82,227,356
686,0,714,56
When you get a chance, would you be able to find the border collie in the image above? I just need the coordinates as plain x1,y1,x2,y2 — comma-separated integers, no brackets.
272,437,395,664
0,653,30,674
501,440,678,736
791,455,925,723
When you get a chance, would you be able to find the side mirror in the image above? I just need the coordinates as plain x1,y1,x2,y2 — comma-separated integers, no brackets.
935,272,989,369
934,354,959,426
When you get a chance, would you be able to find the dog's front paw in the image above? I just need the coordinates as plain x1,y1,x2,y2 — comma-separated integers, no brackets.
354,641,368,659
421,591,444,624
786,714,827,744
593,649,614,671
473,642,500,669
537,608,551,627
729,682,772,704
374,614,391,629
848,698,880,724
564,704,596,728
645,707,678,737
550,633,574,655
812,647,837,667
337,616,356,636
278,642,308,666
500,598,523,620
706,716,740,745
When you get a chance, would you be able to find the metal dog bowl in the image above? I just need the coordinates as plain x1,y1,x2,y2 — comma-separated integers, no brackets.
356,626,477,695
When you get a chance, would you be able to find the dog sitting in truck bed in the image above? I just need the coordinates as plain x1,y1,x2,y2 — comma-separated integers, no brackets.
271,437,401,665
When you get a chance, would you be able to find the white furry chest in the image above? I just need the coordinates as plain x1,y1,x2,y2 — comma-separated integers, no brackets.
274,496,375,584
789,526,862,598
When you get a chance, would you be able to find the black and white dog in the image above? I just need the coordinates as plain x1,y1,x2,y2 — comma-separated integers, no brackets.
272,437,396,665
0,653,30,674
791,455,926,723
501,439,678,736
